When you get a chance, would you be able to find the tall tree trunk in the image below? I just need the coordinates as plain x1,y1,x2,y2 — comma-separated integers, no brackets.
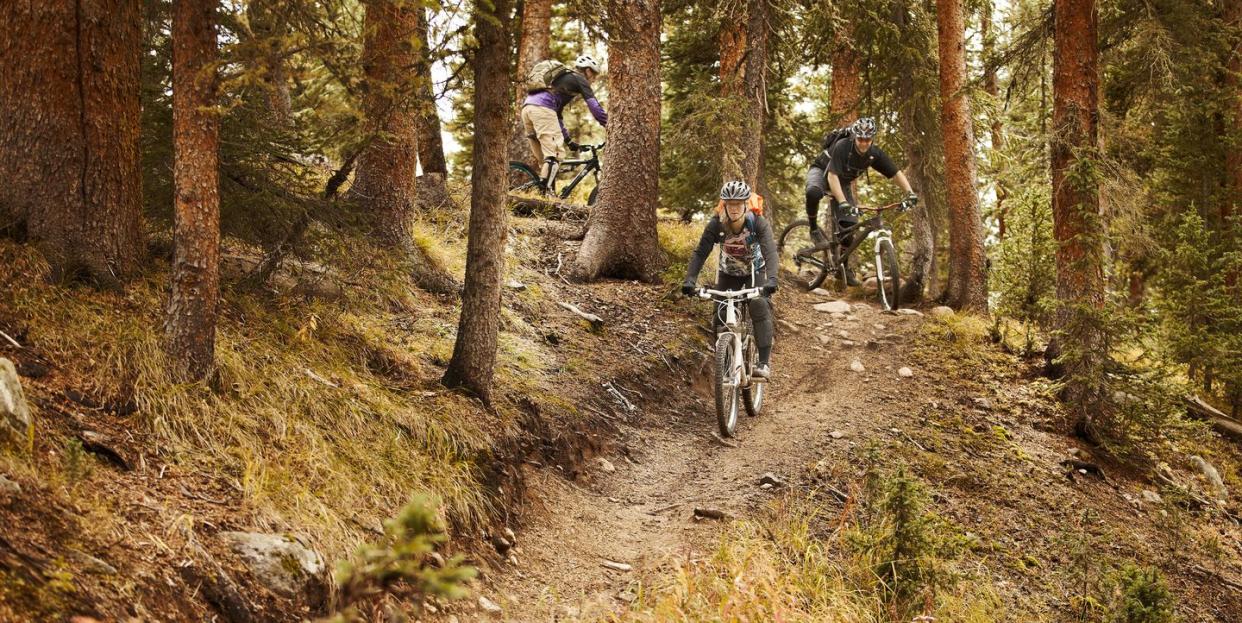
442,0,512,404
982,4,1009,240
0,0,143,288
719,16,747,181
1226,0,1241,228
247,0,292,126
352,0,456,294
1050,0,1107,437
413,6,453,211
894,1,934,303
351,0,420,245
937,0,988,312
572,0,664,281
167,0,220,381
830,21,861,126
507,0,552,174
720,0,768,187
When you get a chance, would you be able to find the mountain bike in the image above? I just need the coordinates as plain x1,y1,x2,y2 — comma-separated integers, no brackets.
509,142,604,207
697,285,767,438
778,201,906,311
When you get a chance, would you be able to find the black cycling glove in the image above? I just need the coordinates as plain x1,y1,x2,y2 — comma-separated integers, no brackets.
681,284,696,297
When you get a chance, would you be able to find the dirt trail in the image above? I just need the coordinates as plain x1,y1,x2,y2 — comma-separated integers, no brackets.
487,288,927,620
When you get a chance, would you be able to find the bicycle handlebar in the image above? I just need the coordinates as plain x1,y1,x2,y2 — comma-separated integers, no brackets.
858,201,905,213
697,286,763,300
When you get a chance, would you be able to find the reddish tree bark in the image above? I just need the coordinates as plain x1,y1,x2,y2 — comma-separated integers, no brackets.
573,0,664,281
166,0,220,381
1226,0,1241,227
507,0,552,172
1051,0,1107,435
442,0,512,403
937,0,988,312
352,1,456,293
351,0,420,245
830,21,861,126
415,6,448,178
719,0,768,188
894,1,936,304
982,5,1009,240
0,0,144,288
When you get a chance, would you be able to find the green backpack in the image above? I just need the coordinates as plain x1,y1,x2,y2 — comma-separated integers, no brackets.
525,59,572,93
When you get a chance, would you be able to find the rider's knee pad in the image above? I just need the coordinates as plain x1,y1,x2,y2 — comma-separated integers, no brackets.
806,186,824,202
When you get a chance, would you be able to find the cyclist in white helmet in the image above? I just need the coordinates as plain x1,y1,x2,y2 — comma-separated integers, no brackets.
804,117,917,284
682,181,779,378
520,54,608,193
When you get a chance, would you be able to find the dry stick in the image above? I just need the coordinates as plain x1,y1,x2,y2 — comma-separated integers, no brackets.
0,331,21,349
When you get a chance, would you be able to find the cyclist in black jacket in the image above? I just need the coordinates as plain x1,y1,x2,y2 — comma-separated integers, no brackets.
804,117,917,284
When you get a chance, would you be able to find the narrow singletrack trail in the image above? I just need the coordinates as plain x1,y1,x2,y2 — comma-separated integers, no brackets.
488,288,931,621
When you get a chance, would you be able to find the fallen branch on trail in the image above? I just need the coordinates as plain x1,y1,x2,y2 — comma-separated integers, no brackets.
559,302,605,331
508,193,589,220
1185,395,1242,442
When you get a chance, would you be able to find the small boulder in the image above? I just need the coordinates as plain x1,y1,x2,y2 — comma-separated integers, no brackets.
479,595,503,614
601,560,632,572
220,532,326,599
597,457,616,473
852,302,873,312
0,358,32,448
862,277,878,291
817,335,832,345
849,359,865,373
973,397,993,411
930,306,955,318
811,288,833,298
837,330,850,339
814,300,853,314
1141,490,1163,505
0,474,20,495
895,308,924,317
758,472,786,488
898,367,914,378
506,280,527,291
830,430,846,439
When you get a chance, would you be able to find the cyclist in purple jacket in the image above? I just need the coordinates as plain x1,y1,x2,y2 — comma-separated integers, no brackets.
520,55,609,193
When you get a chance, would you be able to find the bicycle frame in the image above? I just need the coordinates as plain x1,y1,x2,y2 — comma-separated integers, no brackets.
833,203,903,270
698,286,764,390
555,144,603,198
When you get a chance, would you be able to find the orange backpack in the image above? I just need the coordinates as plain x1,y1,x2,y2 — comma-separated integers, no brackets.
715,193,765,217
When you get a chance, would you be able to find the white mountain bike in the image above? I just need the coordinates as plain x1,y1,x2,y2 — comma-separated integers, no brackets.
697,286,768,437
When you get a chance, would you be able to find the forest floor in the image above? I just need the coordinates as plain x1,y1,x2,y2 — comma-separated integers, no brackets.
464,270,1242,621
3,215,1242,622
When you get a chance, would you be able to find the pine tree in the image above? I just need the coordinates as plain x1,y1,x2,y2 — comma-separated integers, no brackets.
166,0,221,381
442,0,513,403
0,0,144,288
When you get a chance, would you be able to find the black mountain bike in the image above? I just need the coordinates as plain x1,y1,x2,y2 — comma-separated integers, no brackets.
509,142,604,206
778,201,906,310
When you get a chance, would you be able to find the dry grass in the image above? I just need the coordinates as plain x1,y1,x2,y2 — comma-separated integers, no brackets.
0,234,516,559
611,492,1004,623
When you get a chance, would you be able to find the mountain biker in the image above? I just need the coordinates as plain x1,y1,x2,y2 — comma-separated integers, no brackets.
520,54,608,193
804,117,917,285
681,181,779,379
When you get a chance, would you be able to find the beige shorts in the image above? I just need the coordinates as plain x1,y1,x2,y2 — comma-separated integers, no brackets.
520,104,564,163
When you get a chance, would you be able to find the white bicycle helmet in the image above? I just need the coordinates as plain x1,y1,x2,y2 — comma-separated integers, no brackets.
851,117,878,139
719,180,752,201
575,54,601,73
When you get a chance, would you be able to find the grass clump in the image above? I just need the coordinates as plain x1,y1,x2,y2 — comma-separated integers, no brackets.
615,470,1002,622
320,495,476,622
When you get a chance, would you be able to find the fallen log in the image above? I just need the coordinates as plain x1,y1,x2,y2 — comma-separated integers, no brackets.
1185,395,1242,442
508,193,589,220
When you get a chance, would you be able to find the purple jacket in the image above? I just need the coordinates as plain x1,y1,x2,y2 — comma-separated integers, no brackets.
524,71,608,141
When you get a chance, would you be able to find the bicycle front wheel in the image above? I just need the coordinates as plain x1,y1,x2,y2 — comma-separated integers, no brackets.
778,219,831,291
742,337,765,418
714,332,741,438
876,238,901,310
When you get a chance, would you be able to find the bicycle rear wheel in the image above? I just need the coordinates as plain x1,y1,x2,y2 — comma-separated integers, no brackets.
714,332,741,438
509,162,542,193
742,337,765,417
778,219,831,290
876,238,901,310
